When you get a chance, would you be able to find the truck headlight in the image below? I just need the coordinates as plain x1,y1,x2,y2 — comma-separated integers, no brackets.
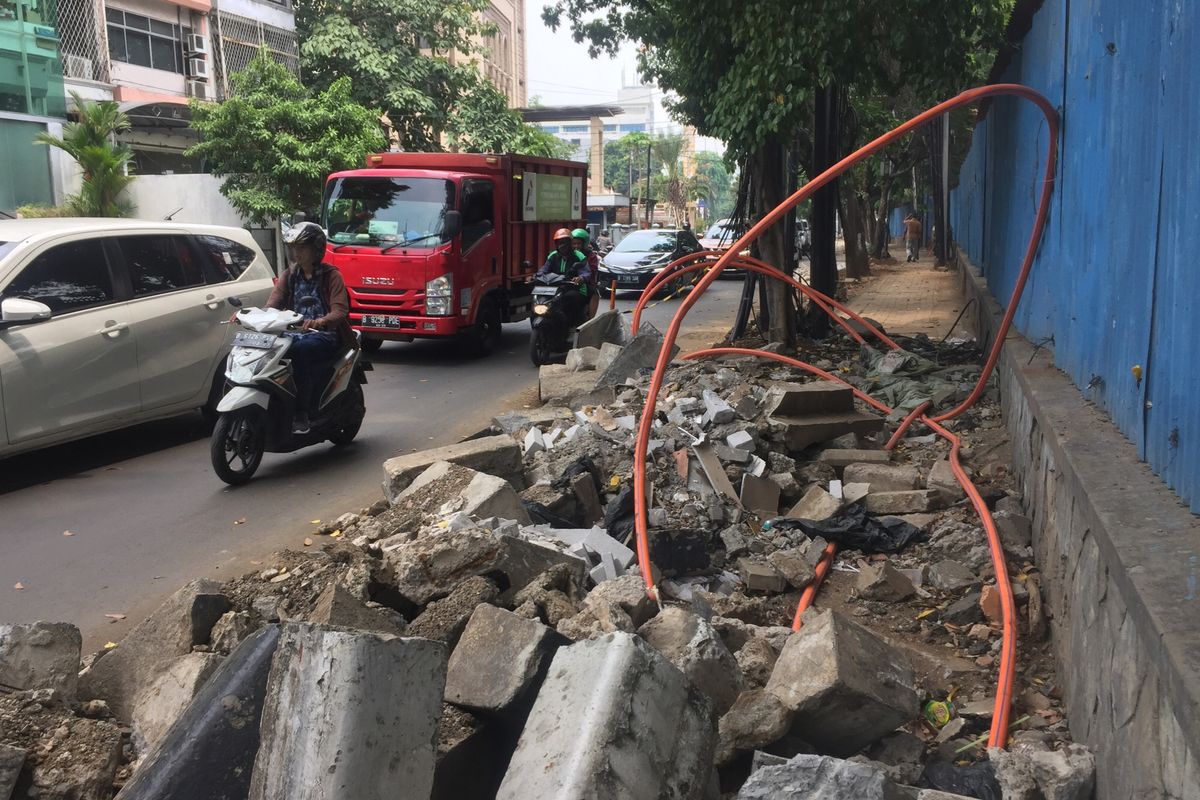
425,273,452,316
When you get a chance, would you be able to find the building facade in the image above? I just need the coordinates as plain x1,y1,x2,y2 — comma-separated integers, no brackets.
442,0,526,108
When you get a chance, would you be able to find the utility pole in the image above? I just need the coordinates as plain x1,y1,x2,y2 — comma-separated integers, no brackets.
644,141,652,226
941,112,950,263
628,157,634,225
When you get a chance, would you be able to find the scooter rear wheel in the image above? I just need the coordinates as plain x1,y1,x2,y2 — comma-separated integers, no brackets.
211,408,266,485
328,383,365,446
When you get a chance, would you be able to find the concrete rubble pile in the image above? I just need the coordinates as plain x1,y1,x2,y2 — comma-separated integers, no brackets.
1,334,1096,799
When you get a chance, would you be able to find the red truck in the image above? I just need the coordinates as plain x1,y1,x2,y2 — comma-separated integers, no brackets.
319,153,588,354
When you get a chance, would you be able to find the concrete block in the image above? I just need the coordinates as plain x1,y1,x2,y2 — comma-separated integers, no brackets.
0,744,25,800
491,406,572,436
820,449,892,468
250,624,447,800
768,549,817,589
844,463,922,492
583,574,657,626
538,363,601,404
565,346,601,371
926,459,965,503
940,592,983,625
594,341,624,373
701,389,736,426
0,622,81,700
739,559,788,594
843,482,871,504
383,435,524,500
787,485,842,521
497,632,717,800
595,323,679,388
764,381,854,417
716,689,795,765
393,460,531,525
406,576,499,647
862,490,941,515
855,561,916,602
539,526,635,572
574,308,625,350
926,560,979,593
308,583,407,637
523,426,546,456
445,604,566,713
995,512,1033,553
766,609,919,756
79,579,229,720
737,754,902,799
384,529,587,606
726,430,756,453
638,607,743,714
770,411,885,452
741,473,781,517
131,652,225,755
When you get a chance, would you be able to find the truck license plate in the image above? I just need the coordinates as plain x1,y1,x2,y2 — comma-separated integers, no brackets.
362,315,402,328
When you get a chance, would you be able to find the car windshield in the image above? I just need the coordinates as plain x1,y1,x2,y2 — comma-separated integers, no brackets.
322,177,455,249
0,241,17,260
612,231,677,254
705,221,730,239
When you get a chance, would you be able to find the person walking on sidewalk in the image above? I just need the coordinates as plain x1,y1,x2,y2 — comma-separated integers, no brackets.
902,212,923,262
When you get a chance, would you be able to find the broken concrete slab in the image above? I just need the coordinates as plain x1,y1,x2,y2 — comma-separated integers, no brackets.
0,622,81,701
131,652,225,755
925,459,965,504
767,549,817,590
856,561,916,602
394,460,532,525
383,435,524,501
843,482,871,504
0,744,25,800
739,559,788,594
766,609,919,757
988,743,1095,800
735,636,780,689
491,406,572,436
573,308,626,350
716,689,795,766
638,607,743,714
582,574,657,627
565,346,601,372
862,490,941,515
769,411,885,453
740,473,781,518
406,576,499,647
383,528,587,607
787,485,842,521
79,579,229,721
737,754,903,799
7,711,122,800
308,582,407,637
702,389,736,426
249,624,447,800
445,605,566,713
594,341,624,373
496,632,716,800
926,560,980,593
820,449,892,469
995,512,1033,553
595,323,679,389
764,381,854,417
843,463,923,492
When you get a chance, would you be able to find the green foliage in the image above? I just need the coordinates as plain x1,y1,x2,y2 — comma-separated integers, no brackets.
603,132,656,197
694,151,734,221
35,91,135,217
16,204,75,218
186,48,386,227
295,0,489,151
448,79,575,158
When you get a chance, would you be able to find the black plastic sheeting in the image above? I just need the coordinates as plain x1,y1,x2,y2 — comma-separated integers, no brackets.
919,760,1002,800
767,504,926,554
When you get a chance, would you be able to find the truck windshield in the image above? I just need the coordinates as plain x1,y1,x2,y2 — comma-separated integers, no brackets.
322,177,455,249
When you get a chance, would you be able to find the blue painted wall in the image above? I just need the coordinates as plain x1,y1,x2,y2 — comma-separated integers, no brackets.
952,0,1200,512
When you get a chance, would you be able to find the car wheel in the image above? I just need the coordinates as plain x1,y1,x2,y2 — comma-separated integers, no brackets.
211,408,266,485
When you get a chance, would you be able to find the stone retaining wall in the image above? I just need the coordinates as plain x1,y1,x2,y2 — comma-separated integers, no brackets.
957,254,1200,799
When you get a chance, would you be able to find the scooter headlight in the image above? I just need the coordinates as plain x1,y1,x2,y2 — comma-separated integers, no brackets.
533,303,549,316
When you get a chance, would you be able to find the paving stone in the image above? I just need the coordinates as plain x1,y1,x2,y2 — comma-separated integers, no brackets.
737,754,902,799
639,607,742,714
820,449,893,468
856,561,916,602
523,427,546,456
766,609,919,757
926,560,980,593
862,490,941,515
926,459,965,503
787,485,842,521
382,435,524,500
0,622,81,701
844,463,923,492
497,632,716,800
445,605,566,713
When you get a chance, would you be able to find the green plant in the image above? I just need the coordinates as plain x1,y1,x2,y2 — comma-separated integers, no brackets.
35,91,135,217
16,204,74,218
447,79,575,158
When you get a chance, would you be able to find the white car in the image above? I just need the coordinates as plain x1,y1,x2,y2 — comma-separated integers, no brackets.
0,219,276,458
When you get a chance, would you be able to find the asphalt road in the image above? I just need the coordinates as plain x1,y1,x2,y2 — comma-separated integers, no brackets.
0,281,742,649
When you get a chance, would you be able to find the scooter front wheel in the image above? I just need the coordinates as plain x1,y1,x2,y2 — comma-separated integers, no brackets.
530,324,554,367
211,408,266,485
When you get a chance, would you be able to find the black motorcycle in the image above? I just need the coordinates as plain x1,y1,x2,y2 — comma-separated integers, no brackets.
529,273,583,366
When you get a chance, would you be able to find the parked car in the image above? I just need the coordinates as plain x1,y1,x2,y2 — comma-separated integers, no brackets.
0,219,276,458
596,228,703,295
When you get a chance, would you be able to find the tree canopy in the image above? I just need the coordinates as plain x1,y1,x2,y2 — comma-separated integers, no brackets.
448,79,575,159
187,49,386,226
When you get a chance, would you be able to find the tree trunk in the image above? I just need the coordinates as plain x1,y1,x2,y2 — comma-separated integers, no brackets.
808,84,842,336
872,176,894,259
924,126,948,265
748,137,795,346
840,176,870,279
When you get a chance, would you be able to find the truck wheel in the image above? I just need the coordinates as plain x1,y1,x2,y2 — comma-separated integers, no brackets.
465,298,502,357
360,336,384,354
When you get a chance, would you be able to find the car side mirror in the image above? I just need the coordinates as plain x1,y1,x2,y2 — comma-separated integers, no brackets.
0,297,52,329
442,210,462,239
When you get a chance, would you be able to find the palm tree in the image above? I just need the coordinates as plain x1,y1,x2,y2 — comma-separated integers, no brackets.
651,134,714,226
36,91,135,217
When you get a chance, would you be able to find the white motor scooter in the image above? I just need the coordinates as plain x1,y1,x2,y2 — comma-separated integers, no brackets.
210,300,370,484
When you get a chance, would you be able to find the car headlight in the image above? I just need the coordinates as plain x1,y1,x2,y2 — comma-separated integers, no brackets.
425,273,452,316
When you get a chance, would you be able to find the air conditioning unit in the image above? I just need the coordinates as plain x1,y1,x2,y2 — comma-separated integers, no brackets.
186,57,210,81
186,79,209,100
62,53,94,81
184,33,208,55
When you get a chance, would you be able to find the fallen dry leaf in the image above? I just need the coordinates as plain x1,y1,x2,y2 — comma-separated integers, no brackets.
330,530,343,538
103,641,118,650
63,530,75,537
104,613,126,621
14,582,25,590
233,518,247,525
303,537,313,547
310,519,321,525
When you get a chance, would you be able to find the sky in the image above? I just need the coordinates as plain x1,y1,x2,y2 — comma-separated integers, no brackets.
523,3,724,152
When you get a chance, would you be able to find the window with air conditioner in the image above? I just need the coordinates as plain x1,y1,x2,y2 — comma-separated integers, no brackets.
106,9,191,74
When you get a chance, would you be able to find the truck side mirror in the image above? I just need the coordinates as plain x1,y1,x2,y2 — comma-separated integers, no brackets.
443,210,462,239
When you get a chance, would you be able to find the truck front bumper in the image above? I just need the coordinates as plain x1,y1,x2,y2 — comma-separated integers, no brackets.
351,312,463,338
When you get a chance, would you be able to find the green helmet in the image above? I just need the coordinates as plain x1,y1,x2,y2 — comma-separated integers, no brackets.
570,228,589,243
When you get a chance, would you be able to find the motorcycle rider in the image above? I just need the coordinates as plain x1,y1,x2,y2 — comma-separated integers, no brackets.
537,228,591,326
244,221,355,434
595,228,613,253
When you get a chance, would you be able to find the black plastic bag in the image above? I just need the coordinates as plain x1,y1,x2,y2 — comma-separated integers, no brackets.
918,761,1001,800
522,501,577,530
603,485,636,544
551,456,600,493
768,504,925,554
